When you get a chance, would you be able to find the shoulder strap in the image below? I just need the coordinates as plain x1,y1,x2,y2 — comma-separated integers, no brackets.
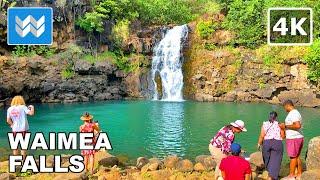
265,121,276,134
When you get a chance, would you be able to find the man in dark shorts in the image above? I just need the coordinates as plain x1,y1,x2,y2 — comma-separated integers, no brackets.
219,143,251,180
279,100,304,180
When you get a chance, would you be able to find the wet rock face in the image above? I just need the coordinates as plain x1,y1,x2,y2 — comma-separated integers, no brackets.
0,56,146,103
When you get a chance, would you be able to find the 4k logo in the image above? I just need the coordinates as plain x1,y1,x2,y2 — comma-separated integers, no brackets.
7,7,53,45
268,8,313,46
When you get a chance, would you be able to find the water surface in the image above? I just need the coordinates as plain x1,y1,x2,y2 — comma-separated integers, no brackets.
0,101,318,161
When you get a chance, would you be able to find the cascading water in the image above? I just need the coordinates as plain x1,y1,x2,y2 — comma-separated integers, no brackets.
151,25,188,101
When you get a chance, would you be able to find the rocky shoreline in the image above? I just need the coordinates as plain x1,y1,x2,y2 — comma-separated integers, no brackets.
0,136,319,180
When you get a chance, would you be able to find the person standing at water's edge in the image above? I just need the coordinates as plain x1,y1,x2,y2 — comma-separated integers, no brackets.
279,100,304,180
6,96,34,159
258,111,285,180
219,143,251,180
209,120,247,180
80,112,100,174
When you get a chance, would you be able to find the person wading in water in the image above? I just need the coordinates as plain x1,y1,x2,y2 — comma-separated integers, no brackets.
209,120,247,180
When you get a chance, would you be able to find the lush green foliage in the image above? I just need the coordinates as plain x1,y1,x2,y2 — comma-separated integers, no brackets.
77,11,106,33
12,45,55,58
136,0,194,25
256,45,308,66
196,20,218,39
305,39,320,82
222,0,317,48
78,0,197,33
111,20,130,48
77,0,138,33
59,45,83,79
61,67,75,79
83,51,118,64
223,0,265,48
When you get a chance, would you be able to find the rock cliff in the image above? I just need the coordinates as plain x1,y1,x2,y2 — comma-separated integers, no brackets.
183,18,320,107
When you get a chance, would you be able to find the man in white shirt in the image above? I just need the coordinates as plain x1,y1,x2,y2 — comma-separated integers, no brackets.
279,100,304,180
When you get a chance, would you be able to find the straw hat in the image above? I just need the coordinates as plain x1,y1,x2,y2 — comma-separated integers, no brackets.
80,112,93,121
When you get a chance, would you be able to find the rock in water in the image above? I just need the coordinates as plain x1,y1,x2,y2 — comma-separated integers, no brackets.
98,156,119,167
164,155,180,169
250,152,264,169
136,157,149,169
306,136,320,170
175,159,194,172
301,170,320,180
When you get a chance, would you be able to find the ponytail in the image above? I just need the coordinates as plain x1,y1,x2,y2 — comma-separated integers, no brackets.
269,111,278,123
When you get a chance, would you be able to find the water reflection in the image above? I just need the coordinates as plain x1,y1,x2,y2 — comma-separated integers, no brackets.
145,101,185,157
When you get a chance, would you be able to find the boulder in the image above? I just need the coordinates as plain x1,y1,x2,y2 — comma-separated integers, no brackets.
149,158,164,169
195,93,214,102
74,60,93,74
257,170,269,180
195,155,216,170
253,87,275,99
141,162,160,173
148,162,160,171
249,152,264,169
301,169,320,180
146,169,172,180
0,173,15,180
136,157,149,169
175,159,193,172
52,172,86,180
0,161,9,173
277,90,320,107
194,163,205,171
94,151,113,168
46,155,55,168
306,136,320,170
98,156,119,167
163,155,180,169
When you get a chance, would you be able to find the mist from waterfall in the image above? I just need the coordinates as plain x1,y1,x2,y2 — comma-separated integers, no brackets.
151,25,188,101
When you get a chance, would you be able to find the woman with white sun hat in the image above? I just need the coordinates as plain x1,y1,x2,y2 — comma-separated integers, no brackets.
209,120,247,180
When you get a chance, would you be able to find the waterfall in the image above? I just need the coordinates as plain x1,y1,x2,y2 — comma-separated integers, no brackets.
151,25,188,101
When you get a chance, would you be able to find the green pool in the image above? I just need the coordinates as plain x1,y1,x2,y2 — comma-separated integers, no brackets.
0,101,318,161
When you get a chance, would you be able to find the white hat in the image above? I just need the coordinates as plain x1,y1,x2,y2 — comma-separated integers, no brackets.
230,120,247,132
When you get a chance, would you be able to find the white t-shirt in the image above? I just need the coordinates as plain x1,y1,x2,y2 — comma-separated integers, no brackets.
285,109,303,139
7,105,30,132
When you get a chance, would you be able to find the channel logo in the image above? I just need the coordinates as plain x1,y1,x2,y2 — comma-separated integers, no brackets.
15,15,45,37
7,7,53,45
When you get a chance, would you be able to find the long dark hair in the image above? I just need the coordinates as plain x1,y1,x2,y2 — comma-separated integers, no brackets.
269,111,278,122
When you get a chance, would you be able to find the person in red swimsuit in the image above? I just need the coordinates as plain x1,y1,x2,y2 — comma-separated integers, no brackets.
79,112,100,174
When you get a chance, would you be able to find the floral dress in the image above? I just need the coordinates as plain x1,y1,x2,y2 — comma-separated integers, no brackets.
210,126,235,154
80,122,96,156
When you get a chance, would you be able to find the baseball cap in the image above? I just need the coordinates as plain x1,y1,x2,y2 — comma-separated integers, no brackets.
231,143,241,154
